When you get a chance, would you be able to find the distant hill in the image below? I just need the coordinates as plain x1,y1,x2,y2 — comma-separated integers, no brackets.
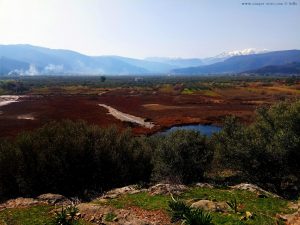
172,50,300,75
0,45,201,75
145,57,204,68
1,45,299,76
244,62,300,75
0,45,151,75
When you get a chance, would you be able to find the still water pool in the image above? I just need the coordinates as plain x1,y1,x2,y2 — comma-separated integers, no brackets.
159,124,221,136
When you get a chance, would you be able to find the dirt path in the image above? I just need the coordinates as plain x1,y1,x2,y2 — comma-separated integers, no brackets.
0,95,20,107
99,104,155,129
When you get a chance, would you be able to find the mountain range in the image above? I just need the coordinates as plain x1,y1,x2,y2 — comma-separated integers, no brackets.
245,62,300,75
0,44,299,76
172,50,300,75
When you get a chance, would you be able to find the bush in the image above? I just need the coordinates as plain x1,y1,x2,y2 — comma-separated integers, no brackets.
168,198,191,222
0,140,19,199
215,100,300,198
168,198,213,225
52,205,79,225
0,121,213,200
183,208,213,225
151,130,213,184
0,121,153,200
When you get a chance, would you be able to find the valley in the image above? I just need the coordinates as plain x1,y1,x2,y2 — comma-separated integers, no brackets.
0,76,299,137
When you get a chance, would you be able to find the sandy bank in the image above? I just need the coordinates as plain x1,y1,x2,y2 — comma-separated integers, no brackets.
99,104,155,129
0,95,20,107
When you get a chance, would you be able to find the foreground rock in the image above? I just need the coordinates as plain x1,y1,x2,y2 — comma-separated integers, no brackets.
0,193,71,211
230,183,280,198
37,193,71,205
148,183,188,196
191,200,229,213
77,203,170,225
0,198,39,210
100,185,146,199
194,183,214,188
277,201,300,225
98,183,189,201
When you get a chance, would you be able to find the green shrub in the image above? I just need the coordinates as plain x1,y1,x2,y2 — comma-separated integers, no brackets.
104,212,117,222
53,205,79,225
168,198,213,225
0,140,19,200
226,198,239,213
0,121,153,199
168,198,191,222
183,208,213,225
215,100,300,198
152,130,213,184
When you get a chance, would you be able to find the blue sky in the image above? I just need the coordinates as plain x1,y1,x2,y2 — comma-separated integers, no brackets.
0,0,299,58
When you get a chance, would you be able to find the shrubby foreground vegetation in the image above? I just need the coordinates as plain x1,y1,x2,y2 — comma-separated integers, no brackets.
0,100,299,202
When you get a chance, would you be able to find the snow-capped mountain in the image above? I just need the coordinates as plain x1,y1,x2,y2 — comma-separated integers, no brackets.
172,50,300,75
202,48,269,65
215,48,269,58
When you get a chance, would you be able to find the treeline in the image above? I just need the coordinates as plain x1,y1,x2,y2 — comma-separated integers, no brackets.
0,100,299,201
0,80,29,94
0,75,295,92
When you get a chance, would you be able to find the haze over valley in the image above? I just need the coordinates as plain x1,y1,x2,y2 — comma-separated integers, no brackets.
1,44,300,75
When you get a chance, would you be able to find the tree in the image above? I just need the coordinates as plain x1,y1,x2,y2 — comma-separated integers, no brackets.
215,100,300,198
100,76,106,82
151,130,212,184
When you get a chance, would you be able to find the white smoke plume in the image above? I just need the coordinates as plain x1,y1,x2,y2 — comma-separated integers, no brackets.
8,64,39,76
8,64,64,75
43,64,64,73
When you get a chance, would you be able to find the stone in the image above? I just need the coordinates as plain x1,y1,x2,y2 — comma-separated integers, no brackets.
194,183,214,188
277,200,300,225
101,185,145,199
230,183,279,198
2,198,39,209
191,200,229,212
147,183,188,196
37,193,70,205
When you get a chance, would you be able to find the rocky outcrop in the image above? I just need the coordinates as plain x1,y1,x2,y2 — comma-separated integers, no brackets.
147,183,188,196
277,201,300,225
101,185,145,199
0,193,71,211
194,183,214,188
76,203,170,225
0,197,39,210
230,183,280,198
37,193,71,205
0,183,287,224
98,183,188,200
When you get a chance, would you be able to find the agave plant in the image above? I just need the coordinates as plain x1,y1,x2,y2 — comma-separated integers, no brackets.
183,208,213,225
168,196,213,225
226,198,239,213
53,207,69,225
168,198,190,222
53,204,79,225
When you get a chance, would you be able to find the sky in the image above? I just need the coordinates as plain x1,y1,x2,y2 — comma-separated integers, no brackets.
0,0,299,58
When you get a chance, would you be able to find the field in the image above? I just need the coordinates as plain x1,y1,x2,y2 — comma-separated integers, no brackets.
0,75,299,137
